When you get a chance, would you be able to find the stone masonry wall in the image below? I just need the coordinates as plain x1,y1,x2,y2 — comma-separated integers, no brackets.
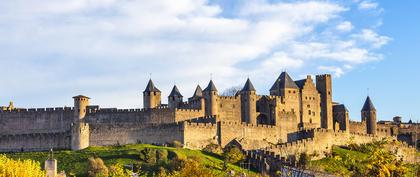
219,96,241,122
89,122,184,146
0,108,73,134
183,122,218,149
219,121,281,150
0,132,70,152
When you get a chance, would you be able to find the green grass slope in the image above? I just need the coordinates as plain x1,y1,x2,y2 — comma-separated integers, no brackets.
4,144,255,177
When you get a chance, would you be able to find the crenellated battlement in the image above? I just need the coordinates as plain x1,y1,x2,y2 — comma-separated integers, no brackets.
184,121,216,128
350,132,376,137
0,107,74,114
175,108,202,113
220,121,276,128
219,95,240,100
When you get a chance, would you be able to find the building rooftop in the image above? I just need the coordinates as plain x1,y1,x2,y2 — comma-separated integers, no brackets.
270,72,299,91
361,96,376,111
241,78,256,92
144,79,161,92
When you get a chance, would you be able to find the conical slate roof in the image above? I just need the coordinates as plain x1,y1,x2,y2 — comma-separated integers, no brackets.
333,104,349,112
362,96,376,111
203,80,218,92
192,85,203,97
270,72,299,91
169,85,182,97
241,78,256,92
144,79,161,92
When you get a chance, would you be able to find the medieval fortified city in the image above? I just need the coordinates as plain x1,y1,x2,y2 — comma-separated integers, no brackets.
1,72,419,176
1,1,420,177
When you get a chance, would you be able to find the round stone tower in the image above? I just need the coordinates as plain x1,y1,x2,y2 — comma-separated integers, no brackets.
240,78,257,124
168,85,183,109
71,95,90,150
143,79,162,109
203,80,219,116
361,96,377,135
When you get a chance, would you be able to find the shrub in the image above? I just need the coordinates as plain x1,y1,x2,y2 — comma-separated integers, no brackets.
156,149,168,161
172,141,183,148
0,154,45,177
139,148,157,164
87,157,109,177
203,143,223,154
223,146,245,164
109,163,133,177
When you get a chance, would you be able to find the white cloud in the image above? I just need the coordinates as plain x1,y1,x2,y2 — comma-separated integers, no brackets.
318,66,345,77
0,0,390,107
261,52,303,70
352,29,392,48
358,1,378,10
337,21,354,32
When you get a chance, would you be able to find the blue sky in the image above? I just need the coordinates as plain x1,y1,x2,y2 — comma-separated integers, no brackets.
0,0,418,122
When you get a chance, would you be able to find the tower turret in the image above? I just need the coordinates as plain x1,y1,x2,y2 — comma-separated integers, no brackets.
203,80,219,116
168,85,183,109
73,95,90,120
361,96,377,135
71,95,90,150
270,72,301,122
190,85,205,111
316,74,333,130
143,79,161,109
241,78,257,124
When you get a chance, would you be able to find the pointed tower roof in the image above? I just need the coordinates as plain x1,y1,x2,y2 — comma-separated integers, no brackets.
362,96,376,111
203,80,218,92
169,85,182,97
144,79,161,92
241,78,256,92
270,72,299,91
192,85,203,97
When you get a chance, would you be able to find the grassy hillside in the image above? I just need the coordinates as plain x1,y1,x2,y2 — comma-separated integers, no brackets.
308,146,420,177
4,144,255,177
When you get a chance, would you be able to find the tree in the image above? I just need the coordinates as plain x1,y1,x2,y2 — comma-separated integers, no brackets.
87,157,109,177
223,146,245,164
108,164,133,177
365,148,407,177
221,86,242,96
0,154,45,177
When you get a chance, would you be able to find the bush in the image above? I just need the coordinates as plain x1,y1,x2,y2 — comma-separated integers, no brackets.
223,146,245,164
172,141,183,148
109,163,133,177
203,143,223,154
87,157,109,177
0,154,45,177
156,149,169,161
139,148,157,164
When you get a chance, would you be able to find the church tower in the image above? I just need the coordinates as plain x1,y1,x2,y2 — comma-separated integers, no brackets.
361,96,377,135
168,85,183,109
203,80,219,116
241,78,257,124
316,74,333,130
143,79,161,109
71,95,90,150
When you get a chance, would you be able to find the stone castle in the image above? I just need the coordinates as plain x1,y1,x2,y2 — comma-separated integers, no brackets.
0,72,418,161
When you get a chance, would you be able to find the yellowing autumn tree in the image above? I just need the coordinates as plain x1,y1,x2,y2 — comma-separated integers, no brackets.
0,154,45,177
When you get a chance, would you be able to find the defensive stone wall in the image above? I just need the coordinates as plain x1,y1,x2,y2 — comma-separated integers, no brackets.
175,108,205,122
219,96,241,122
183,122,218,149
349,121,366,134
0,107,73,134
0,131,70,152
89,122,184,146
219,121,280,150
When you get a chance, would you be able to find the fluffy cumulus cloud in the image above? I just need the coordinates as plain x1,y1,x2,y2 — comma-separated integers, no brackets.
0,0,390,108
336,21,354,32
